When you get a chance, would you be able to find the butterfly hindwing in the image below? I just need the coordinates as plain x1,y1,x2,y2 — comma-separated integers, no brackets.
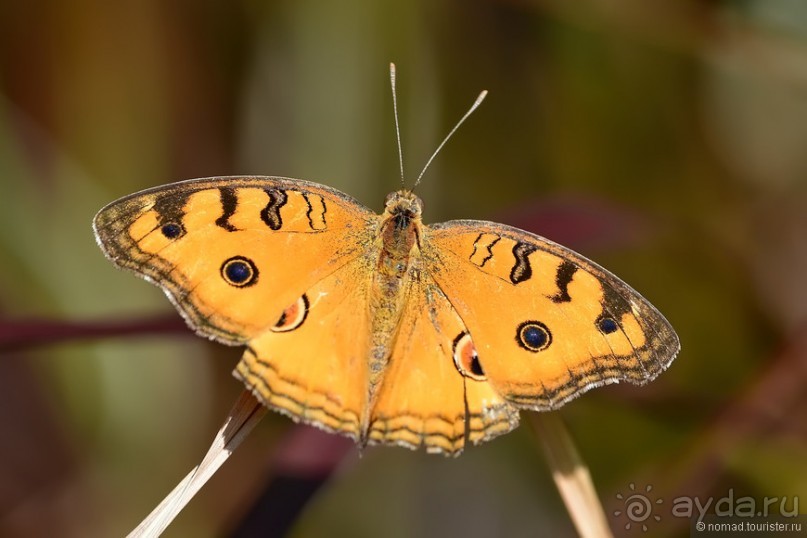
425,220,680,411
234,262,373,440
93,176,374,344
367,278,519,455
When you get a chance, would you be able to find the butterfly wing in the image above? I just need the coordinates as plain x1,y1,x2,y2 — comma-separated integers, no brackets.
425,220,680,411
93,176,375,344
234,262,373,440
366,277,519,455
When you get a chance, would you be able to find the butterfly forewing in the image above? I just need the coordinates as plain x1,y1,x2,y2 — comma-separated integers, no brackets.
93,176,375,344
425,220,679,411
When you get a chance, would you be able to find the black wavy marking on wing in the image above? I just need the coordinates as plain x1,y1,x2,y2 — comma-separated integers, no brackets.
369,406,516,454
470,233,482,263
215,187,240,231
302,192,327,230
549,260,577,303
471,233,500,268
260,188,288,230
509,242,538,284
368,414,465,450
240,346,361,430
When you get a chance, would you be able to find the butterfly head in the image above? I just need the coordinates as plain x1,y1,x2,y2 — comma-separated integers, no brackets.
384,190,423,229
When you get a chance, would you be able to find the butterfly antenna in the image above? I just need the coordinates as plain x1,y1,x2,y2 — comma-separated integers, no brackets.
390,63,406,187
413,89,487,188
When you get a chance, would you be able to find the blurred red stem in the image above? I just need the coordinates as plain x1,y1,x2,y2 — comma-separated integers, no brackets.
0,315,190,352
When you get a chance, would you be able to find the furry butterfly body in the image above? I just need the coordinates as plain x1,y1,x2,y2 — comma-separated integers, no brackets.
94,176,679,455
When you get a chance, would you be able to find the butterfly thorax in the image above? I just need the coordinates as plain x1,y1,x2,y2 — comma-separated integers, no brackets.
378,190,423,272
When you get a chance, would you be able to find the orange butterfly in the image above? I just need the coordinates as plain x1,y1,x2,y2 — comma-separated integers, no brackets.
94,68,678,456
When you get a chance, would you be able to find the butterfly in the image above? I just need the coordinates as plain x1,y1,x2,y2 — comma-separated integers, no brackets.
93,70,679,457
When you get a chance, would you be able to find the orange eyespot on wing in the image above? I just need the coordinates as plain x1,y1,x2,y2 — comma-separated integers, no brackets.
271,295,310,332
452,332,485,381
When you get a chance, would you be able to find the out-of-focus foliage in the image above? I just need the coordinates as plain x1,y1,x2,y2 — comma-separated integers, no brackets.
1,1,805,537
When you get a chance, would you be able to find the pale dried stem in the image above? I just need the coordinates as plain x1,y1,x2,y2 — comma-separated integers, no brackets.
127,390,267,537
528,413,614,538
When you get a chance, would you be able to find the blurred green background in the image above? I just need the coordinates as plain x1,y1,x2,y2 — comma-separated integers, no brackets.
1,1,806,537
